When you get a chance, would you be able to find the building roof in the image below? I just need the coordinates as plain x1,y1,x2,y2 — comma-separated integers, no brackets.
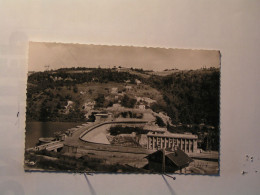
165,148,193,167
147,148,193,168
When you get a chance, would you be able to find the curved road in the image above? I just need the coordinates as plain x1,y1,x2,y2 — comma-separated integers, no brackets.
81,123,111,144
79,119,148,144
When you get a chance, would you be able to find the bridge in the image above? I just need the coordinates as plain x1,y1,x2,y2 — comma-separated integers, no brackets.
27,141,64,152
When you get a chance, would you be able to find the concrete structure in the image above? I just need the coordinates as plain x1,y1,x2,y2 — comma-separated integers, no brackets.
27,141,64,152
143,124,166,133
147,133,198,153
63,144,78,153
95,113,113,122
38,137,56,144
58,133,67,141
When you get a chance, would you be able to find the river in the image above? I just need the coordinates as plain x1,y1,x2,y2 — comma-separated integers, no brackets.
25,121,82,148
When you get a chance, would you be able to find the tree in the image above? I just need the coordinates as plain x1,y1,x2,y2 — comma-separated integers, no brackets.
39,102,51,121
121,95,136,108
73,86,78,93
95,94,105,108
155,116,166,127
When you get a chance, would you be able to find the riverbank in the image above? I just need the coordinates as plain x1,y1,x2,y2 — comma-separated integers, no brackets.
25,121,83,148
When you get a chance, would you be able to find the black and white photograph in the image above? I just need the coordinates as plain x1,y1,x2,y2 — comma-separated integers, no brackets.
25,42,220,175
2,1,260,194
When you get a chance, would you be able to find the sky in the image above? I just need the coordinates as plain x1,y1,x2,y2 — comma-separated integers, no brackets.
28,42,220,72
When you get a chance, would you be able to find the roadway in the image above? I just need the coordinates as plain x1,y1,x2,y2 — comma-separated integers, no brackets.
63,119,151,155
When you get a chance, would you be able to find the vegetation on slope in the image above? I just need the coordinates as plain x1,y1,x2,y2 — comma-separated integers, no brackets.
148,68,220,127
27,67,219,125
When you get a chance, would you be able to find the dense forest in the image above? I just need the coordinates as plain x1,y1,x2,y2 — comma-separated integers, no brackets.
148,68,220,126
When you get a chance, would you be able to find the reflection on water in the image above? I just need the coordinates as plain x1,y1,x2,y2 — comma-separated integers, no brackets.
25,122,82,148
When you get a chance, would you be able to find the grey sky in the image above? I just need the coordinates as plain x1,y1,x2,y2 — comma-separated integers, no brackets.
29,42,220,71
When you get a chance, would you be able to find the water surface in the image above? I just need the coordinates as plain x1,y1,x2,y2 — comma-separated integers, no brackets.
25,121,82,148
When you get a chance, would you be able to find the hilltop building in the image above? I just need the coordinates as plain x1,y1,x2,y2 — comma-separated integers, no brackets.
117,67,130,72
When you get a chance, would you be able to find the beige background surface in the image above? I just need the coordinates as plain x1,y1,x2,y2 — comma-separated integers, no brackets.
0,0,260,194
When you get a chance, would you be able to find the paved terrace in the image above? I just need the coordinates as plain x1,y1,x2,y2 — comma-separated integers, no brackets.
63,119,152,155
79,119,148,142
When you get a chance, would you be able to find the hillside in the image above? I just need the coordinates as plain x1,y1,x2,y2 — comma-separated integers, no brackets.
147,68,220,126
26,68,165,122
26,67,220,126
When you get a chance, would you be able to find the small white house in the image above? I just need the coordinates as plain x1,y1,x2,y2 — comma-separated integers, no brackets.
82,101,96,110
65,101,74,109
125,85,132,91
111,87,118,94
138,104,146,110
135,79,141,85
112,103,121,108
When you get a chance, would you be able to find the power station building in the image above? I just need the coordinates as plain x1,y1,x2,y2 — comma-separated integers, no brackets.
147,132,198,153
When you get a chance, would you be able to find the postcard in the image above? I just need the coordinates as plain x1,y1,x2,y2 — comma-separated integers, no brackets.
25,42,220,174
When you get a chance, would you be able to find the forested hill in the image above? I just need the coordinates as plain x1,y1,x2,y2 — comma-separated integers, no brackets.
148,68,220,127
27,67,220,127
